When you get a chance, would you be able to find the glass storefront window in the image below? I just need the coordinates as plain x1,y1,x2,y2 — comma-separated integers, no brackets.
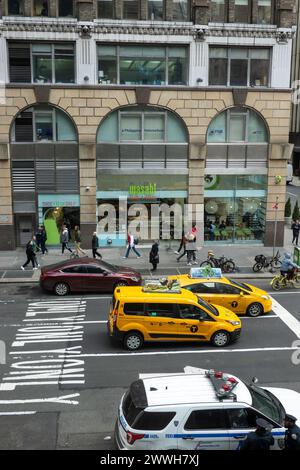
230,48,248,86
204,175,267,243
54,45,75,83
123,0,139,19
32,44,52,83
35,112,53,141
98,45,187,86
172,0,189,21
97,173,188,191
8,0,24,15
209,48,227,86
250,49,270,87
120,114,142,141
144,114,165,141
98,0,114,18
148,0,164,20
257,0,272,24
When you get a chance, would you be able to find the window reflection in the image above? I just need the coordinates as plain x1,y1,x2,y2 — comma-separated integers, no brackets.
123,0,139,19
34,0,49,16
172,0,189,21
98,0,114,18
8,0,24,15
148,0,164,20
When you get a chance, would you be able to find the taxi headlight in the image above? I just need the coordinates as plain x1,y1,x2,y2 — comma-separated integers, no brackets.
261,295,270,300
226,320,241,326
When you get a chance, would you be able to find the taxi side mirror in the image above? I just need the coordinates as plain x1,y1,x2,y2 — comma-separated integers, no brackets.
239,291,244,297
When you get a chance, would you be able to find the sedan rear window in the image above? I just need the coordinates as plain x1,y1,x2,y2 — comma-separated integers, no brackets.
62,266,88,274
133,411,176,430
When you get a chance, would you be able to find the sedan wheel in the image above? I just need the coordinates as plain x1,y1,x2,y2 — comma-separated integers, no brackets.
247,302,263,317
123,332,143,351
211,330,230,347
54,282,69,296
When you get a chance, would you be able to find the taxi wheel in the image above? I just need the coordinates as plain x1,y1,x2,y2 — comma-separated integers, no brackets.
123,331,144,351
54,282,70,296
247,302,263,317
211,330,230,347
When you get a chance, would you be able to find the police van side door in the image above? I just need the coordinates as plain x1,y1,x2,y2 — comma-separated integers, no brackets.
226,407,283,450
177,406,230,450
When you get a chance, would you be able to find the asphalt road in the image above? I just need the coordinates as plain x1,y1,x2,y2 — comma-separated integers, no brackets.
0,280,300,450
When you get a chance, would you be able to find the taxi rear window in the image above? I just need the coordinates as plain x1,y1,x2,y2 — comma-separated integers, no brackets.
230,280,252,292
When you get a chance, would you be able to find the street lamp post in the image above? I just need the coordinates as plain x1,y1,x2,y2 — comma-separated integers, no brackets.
270,196,279,273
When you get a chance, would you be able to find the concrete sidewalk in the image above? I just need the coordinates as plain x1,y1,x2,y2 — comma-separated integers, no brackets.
0,224,296,283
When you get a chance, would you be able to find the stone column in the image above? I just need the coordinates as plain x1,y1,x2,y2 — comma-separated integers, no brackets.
0,144,15,250
264,143,292,247
24,0,32,16
49,0,57,17
140,0,148,19
188,142,206,246
276,0,296,28
79,143,97,249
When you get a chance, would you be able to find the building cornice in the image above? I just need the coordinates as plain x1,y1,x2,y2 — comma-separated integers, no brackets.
0,17,295,41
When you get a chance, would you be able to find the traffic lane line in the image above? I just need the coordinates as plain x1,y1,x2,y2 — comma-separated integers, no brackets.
63,345,300,358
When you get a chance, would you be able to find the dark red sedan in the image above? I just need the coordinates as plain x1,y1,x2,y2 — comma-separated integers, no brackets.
40,258,142,296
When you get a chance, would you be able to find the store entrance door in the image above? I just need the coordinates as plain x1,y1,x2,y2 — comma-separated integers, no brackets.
18,216,34,246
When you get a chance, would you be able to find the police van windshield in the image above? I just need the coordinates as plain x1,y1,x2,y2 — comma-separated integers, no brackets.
198,297,219,316
245,383,285,425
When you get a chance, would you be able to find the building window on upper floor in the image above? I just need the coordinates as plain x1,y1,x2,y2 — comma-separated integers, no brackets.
207,107,268,143
209,47,270,87
234,0,249,22
8,0,24,15
211,0,227,22
123,0,139,19
59,0,74,17
98,0,115,18
12,107,77,143
172,0,189,21
34,0,49,16
257,0,272,24
8,42,75,84
148,0,164,20
97,44,188,86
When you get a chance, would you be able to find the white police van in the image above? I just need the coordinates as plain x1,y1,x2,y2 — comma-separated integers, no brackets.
115,367,300,450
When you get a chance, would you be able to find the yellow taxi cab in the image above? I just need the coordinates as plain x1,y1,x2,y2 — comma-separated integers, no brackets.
108,279,242,350
168,268,272,317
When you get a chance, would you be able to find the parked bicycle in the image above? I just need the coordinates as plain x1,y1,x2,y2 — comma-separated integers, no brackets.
200,251,236,273
270,267,300,290
253,250,282,272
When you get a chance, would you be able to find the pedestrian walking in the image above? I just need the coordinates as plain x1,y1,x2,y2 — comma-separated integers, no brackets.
174,230,185,255
209,221,216,241
176,233,188,262
21,236,40,270
123,232,141,259
240,418,274,450
191,223,198,241
284,414,300,450
149,240,159,272
74,225,86,256
40,225,48,255
186,233,197,266
92,232,102,259
291,219,300,245
35,226,43,251
60,224,73,254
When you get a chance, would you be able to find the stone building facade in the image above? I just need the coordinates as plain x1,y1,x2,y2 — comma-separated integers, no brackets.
0,0,296,249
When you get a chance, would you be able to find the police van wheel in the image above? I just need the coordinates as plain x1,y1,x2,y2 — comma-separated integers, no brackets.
211,331,230,347
54,282,69,296
247,302,263,317
124,332,143,351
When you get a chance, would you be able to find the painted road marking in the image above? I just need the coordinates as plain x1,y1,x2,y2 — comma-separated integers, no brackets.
0,411,36,416
271,298,300,339
0,394,80,405
64,346,300,359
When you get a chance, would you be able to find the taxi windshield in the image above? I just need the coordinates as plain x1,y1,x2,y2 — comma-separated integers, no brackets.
198,297,219,316
230,280,252,292
245,383,285,425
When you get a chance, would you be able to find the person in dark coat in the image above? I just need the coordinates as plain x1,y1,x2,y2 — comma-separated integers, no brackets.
284,414,300,450
291,220,300,246
92,232,102,259
21,236,40,270
149,241,159,272
240,418,274,451
40,225,48,255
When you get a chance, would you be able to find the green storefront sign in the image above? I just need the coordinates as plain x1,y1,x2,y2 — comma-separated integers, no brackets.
129,183,157,196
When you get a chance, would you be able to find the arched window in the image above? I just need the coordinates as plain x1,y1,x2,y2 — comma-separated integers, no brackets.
12,106,77,143
97,106,188,169
207,107,268,144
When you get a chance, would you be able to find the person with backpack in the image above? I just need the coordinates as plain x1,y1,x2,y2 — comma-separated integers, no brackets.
74,225,86,257
123,232,141,259
92,232,102,259
21,236,40,270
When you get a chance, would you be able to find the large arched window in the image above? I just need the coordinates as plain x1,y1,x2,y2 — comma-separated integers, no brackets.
207,107,268,144
11,106,77,143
